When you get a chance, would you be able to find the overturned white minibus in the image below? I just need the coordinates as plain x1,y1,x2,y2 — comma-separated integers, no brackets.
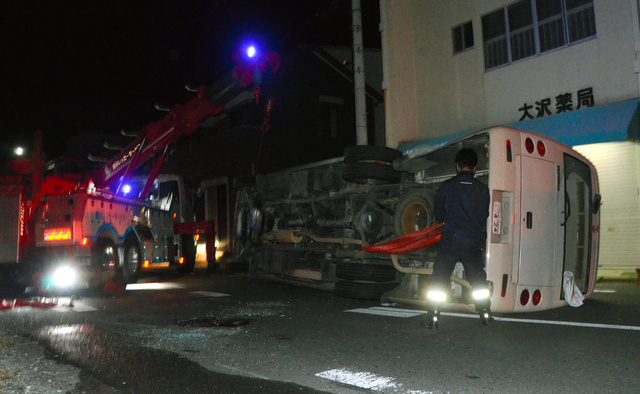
233,126,601,313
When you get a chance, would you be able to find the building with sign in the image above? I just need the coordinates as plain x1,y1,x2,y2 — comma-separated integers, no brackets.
380,0,640,277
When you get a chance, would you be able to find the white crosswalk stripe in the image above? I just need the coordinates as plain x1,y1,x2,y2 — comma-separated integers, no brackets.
345,306,422,318
191,291,231,297
316,368,398,392
53,302,98,313
346,305,640,331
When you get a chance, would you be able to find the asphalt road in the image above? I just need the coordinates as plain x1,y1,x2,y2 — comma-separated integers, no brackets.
1,272,639,393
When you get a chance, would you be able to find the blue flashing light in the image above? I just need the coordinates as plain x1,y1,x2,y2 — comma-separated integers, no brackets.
246,45,257,58
122,184,132,195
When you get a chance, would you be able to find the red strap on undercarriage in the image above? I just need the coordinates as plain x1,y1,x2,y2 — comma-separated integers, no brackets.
362,223,443,255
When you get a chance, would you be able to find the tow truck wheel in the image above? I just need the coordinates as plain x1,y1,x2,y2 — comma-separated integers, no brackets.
122,239,142,284
91,238,119,287
176,234,196,274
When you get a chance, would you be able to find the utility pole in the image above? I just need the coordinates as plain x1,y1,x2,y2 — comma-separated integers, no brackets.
352,0,368,145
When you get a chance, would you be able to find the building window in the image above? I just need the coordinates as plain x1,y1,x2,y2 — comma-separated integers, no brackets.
537,0,566,52
482,0,596,70
509,0,535,61
566,0,596,42
482,9,508,69
452,21,474,54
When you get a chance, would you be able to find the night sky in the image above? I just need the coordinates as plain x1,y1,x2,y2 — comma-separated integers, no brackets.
2,1,380,164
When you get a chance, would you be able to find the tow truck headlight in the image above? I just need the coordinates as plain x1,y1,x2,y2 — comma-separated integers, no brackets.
52,266,77,288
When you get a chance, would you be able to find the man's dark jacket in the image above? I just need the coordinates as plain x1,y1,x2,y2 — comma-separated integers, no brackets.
434,170,490,243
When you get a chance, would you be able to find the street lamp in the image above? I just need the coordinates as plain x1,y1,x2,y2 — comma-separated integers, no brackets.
14,146,25,156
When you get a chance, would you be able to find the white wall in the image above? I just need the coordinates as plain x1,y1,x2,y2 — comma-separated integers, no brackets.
380,0,420,146
380,0,640,274
381,0,640,147
574,142,640,275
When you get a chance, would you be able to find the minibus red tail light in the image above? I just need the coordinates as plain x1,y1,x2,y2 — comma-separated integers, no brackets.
520,289,530,306
525,137,535,154
537,140,546,157
532,289,542,306
501,274,508,297
506,140,512,162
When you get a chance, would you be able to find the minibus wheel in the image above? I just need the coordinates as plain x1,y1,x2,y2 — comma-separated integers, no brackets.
394,191,436,236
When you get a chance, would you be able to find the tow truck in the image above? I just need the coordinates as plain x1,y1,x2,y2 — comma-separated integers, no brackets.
0,44,280,294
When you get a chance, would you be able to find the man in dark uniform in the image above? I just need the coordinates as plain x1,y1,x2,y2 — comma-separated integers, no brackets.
424,148,492,329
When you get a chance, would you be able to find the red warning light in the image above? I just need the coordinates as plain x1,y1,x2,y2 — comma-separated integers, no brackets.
520,289,530,306
525,138,535,154
44,228,72,241
532,289,542,306
537,140,546,157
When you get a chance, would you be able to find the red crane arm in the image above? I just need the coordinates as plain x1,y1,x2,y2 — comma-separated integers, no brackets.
92,88,224,195
91,51,281,197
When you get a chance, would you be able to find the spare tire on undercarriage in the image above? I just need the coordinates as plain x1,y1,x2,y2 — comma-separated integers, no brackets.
342,145,402,185
344,145,403,164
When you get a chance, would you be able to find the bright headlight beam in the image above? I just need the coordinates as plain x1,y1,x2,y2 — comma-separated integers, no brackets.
426,290,447,302
473,288,491,300
52,266,77,288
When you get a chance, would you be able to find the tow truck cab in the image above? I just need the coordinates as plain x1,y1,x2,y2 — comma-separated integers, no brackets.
25,175,198,292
